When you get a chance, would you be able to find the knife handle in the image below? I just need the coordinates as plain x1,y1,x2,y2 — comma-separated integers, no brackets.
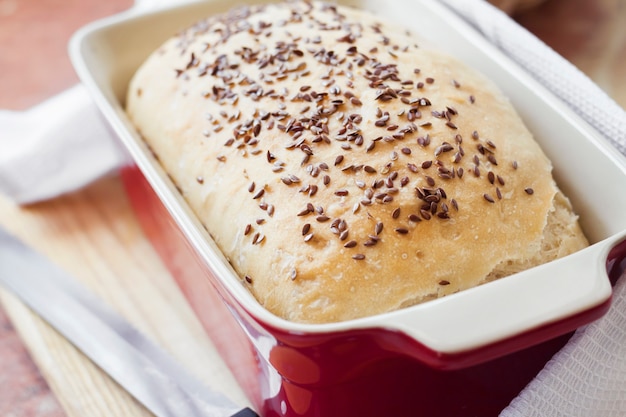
231,407,260,417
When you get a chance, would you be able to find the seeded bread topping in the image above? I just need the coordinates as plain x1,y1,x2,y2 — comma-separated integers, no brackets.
126,1,588,323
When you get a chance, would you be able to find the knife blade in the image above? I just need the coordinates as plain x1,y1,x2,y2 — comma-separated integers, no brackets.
0,226,258,417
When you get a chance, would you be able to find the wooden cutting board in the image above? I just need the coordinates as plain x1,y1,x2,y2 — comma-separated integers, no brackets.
0,176,252,417
1,1,251,415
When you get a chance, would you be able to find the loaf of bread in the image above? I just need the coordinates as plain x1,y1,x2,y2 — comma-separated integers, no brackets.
126,1,588,323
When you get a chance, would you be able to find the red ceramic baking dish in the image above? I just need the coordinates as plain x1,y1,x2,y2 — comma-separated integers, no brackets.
70,0,626,415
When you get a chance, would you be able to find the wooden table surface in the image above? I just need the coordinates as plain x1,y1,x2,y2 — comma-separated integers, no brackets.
1,0,625,416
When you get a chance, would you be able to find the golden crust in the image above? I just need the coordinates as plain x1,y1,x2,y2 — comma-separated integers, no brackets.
126,1,588,323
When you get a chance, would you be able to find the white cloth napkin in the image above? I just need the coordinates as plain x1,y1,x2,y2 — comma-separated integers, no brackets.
1,0,625,415
0,84,127,204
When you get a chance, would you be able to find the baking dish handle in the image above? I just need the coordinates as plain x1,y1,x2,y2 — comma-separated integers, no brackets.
368,231,626,369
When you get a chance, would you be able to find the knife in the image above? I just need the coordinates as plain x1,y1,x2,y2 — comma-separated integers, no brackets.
0,226,258,417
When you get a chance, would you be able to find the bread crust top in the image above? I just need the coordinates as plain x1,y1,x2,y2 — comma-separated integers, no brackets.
126,1,587,323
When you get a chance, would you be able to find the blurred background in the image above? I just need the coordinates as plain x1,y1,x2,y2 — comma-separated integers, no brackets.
0,0,624,416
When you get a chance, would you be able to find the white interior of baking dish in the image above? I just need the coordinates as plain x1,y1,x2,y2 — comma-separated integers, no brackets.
69,0,626,354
